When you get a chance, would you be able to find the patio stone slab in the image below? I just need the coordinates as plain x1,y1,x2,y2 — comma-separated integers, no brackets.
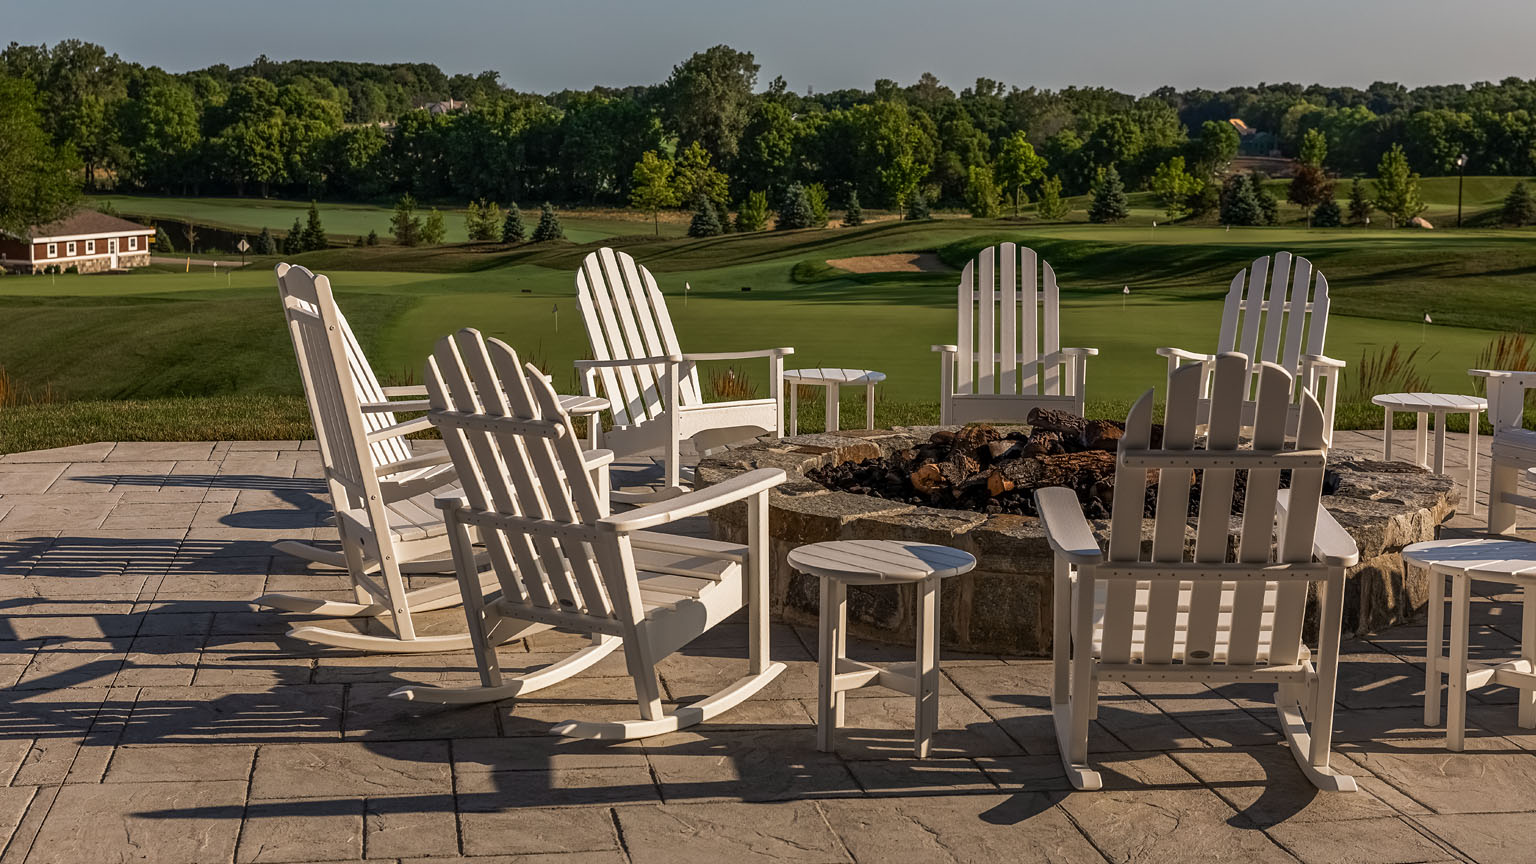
1267,815,1454,864
458,805,622,858
617,801,849,864
642,729,860,802
104,743,257,783
235,797,363,863
249,740,451,799
27,779,244,864
364,794,458,859
1346,738,1536,814
1414,812,1536,864
819,795,1106,864
1060,787,1299,863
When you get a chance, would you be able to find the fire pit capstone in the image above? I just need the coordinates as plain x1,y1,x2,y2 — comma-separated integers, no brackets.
701,426,1459,656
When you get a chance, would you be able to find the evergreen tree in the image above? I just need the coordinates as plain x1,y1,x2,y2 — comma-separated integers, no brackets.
254,226,275,255
421,209,446,245
365,229,380,246
154,225,174,253
1087,167,1129,223
283,216,304,254
805,183,830,228
736,190,769,232
391,194,422,246
687,198,723,237
354,233,367,247
465,198,502,241
1373,144,1426,227
502,202,526,242
1219,174,1264,226
1035,176,1069,220
1347,177,1375,225
903,189,931,220
1503,181,1536,226
300,201,326,251
842,190,865,227
1312,198,1343,227
776,182,814,230
531,202,564,242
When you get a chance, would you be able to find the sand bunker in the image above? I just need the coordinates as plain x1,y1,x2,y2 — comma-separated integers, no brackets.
826,252,946,273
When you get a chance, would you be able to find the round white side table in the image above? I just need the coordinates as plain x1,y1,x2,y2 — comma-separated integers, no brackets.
1371,392,1486,515
787,539,977,757
784,368,885,435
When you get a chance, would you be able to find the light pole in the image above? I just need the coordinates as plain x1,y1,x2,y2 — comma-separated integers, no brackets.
1456,153,1468,228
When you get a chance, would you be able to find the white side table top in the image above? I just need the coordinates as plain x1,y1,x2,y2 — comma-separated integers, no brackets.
1371,392,1487,413
788,540,977,585
1404,538,1536,582
784,368,886,386
557,395,610,415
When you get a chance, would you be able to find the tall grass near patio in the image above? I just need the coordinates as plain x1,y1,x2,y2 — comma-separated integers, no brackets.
0,395,312,455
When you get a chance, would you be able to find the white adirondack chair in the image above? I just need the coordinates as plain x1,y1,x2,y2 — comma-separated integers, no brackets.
1474,369,1536,535
933,243,1098,424
575,247,792,499
1156,252,1345,444
391,328,787,740
1037,353,1359,791
266,265,609,653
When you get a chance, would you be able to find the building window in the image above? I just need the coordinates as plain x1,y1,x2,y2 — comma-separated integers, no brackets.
47,244,57,258
128,236,138,251
86,240,95,254
66,242,76,256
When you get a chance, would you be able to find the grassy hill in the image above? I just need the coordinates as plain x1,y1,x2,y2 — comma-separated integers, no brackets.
5,210,1536,451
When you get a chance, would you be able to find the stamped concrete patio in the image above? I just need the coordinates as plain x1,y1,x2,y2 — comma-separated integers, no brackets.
0,431,1531,864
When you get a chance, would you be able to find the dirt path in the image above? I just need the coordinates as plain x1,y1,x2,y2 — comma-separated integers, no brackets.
825,252,946,274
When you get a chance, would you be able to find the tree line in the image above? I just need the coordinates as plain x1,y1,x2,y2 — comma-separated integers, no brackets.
6,39,1536,232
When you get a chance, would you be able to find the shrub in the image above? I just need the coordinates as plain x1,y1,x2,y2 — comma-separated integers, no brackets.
420,209,445,245
1312,198,1343,227
736,191,769,232
805,183,830,228
1350,343,1434,401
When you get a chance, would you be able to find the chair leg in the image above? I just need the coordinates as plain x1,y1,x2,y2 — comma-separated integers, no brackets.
1425,566,1445,727
1490,460,1521,535
1521,585,1536,729
914,578,940,759
818,577,845,752
1052,570,1101,790
1448,573,1472,751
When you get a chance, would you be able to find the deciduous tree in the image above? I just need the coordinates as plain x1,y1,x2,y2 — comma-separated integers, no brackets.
421,208,446,245
0,74,81,235
995,131,1046,216
1035,176,1069,220
1373,144,1426,227
1149,156,1199,218
628,151,680,235
965,164,1001,218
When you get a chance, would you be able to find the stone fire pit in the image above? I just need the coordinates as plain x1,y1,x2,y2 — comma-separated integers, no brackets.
702,426,1459,656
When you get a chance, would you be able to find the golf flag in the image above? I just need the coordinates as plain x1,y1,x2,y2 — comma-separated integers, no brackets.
1424,313,1432,323
1123,286,1130,294
684,282,691,306
552,303,559,331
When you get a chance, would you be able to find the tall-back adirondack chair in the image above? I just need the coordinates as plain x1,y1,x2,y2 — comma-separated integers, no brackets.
933,243,1098,424
575,248,792,499
390,328,787,739
1156,252,1344,443
1036,353,1359,791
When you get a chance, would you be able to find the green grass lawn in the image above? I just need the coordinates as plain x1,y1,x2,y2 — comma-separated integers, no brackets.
5,210,1536,452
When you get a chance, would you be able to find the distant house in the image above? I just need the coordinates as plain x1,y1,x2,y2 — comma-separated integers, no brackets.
421,99,466,115
1228,117,1256,138
0,211,156,274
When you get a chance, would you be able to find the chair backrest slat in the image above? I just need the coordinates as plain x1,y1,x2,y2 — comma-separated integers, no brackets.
956,245,1065,398
1259,252,1294,366
1218,253,1328,376
1102,352,1328,670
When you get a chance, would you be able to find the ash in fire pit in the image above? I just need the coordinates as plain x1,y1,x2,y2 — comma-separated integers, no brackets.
807,408,1334,519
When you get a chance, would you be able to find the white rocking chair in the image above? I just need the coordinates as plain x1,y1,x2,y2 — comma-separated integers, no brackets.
1038,353,1359,791
1156,252,1345,444
933,243,1098,424
265,265,607,654
391,328,786,739
575,247,792,500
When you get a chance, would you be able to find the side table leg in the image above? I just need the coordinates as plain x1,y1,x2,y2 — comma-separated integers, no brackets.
826,384,840,433
817,577,843,752
1433,411,1448,474
865,381,876,430
1469,411,1480,517
1383,408,1394,460
1425,566,1444,727
789,383,799,437
914,578,940,758
1416,412,1429,468
1521,585,1536,729
1448,573,1472,751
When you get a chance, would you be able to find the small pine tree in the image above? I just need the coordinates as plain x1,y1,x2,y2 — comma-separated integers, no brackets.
1312,197,1343,227
283,217,304,254
1347,177,1374,225
1219,174,1264,226
842,190,864,227
1503,181,1535,226
531,202,564,242
354,233,366,246
154,225,174,253
777,183,814,230
466,198,502,241
421,209,446,245
1087,167,1129,223
391,194,422,246
736,191,769,232
254,227,275,255
1035,176,1069,220
805,183,830,228
501,202,526,242
688,198,723,237
300,201,326,251
365,229,380,246
903,189,931,220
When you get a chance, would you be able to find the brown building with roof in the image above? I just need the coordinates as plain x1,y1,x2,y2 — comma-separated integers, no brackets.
0,211,156,274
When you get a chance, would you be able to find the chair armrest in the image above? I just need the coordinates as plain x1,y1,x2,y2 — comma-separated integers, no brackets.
1039,348,1099,365
1034,486,1103,566
574,354,680,370
360,399,431,414
1470,369,1536,386
1312,505,1360,567
375,449,453,477
1155,347,1215,363
1058,346,1099,357
381,385,429,397
365,415,432,443
1301,353,1347,370
582,448,615,470
931,344,958,354
681,348,794,362
598,468,786,533
558,394,609,416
